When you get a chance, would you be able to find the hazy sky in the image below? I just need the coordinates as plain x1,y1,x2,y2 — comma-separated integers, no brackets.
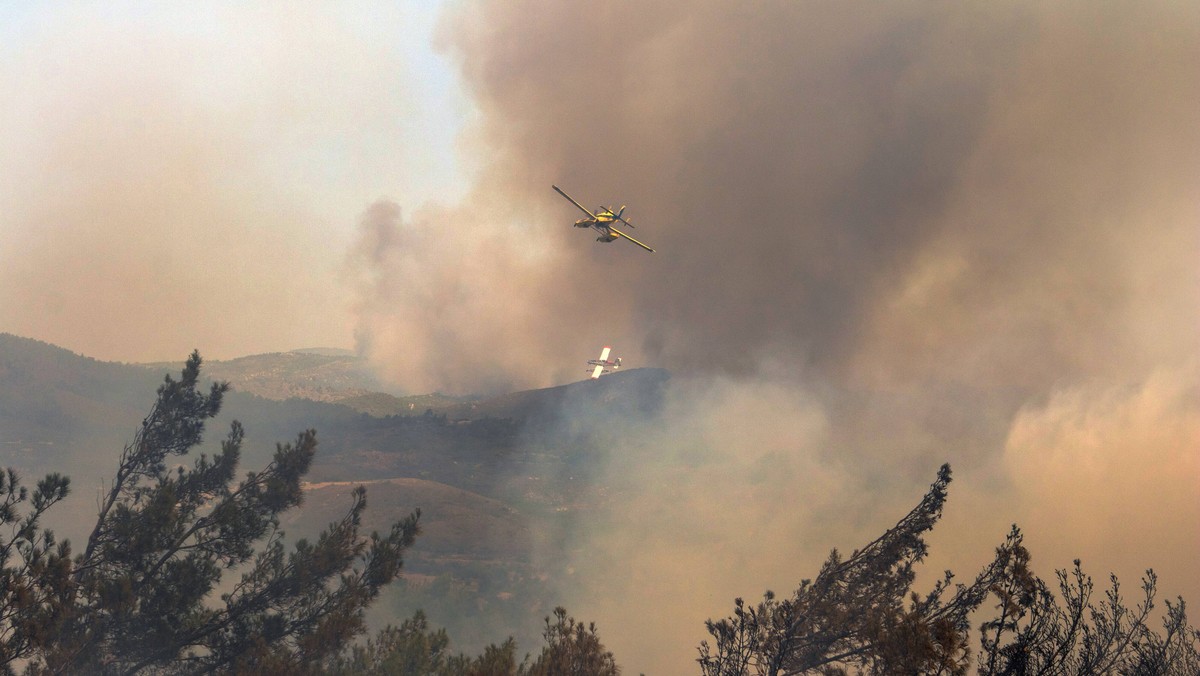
2,2,1197,672
1,1,466,362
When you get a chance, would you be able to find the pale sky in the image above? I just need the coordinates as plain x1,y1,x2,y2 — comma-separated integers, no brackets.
1,1,467,361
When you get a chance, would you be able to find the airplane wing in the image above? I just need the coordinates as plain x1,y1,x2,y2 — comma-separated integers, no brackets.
598,346,611,363
591,364,605,379
608,225,655,253
552,185,598,220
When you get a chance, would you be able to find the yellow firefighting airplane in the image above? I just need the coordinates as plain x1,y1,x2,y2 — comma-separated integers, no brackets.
552,185,655,253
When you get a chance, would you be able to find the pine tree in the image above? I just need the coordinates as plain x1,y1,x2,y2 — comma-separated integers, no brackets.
978,561,1200,675
325,609,526,676
0,469,72,672
698,466,1025,675
698,463,1199,675
1,352,420,675
525,607,619,676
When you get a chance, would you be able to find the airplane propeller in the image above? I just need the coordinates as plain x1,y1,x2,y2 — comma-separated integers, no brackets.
606,205,634,228
617,205,634,227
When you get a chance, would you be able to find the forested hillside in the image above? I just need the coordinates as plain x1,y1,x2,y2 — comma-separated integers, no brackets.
0,334,668,656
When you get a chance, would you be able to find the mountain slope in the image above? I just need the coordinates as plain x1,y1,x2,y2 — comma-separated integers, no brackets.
0,333,669,654
140,350,391,402
0,333,161,441
287,477,533,564
0,332,668,511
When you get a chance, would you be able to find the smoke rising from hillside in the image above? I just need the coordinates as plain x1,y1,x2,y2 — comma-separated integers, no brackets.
344,1,1200,671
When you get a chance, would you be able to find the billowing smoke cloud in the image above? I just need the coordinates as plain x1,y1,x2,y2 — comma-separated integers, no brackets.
1002,364,1200,598
345,198,579,394
355,0,1198,392
347,1,1199,671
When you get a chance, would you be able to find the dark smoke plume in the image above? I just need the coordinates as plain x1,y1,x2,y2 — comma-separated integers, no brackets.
345,2,1199,671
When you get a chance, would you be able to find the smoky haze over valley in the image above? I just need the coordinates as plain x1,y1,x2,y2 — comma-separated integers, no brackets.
2,2,1197,673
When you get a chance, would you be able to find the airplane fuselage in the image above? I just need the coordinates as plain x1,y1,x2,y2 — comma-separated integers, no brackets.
574,217,618,242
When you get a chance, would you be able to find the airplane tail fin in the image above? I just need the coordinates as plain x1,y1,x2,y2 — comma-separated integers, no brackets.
615,357,622,368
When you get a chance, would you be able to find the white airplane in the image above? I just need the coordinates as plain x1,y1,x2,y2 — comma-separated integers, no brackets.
587,346,622,379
